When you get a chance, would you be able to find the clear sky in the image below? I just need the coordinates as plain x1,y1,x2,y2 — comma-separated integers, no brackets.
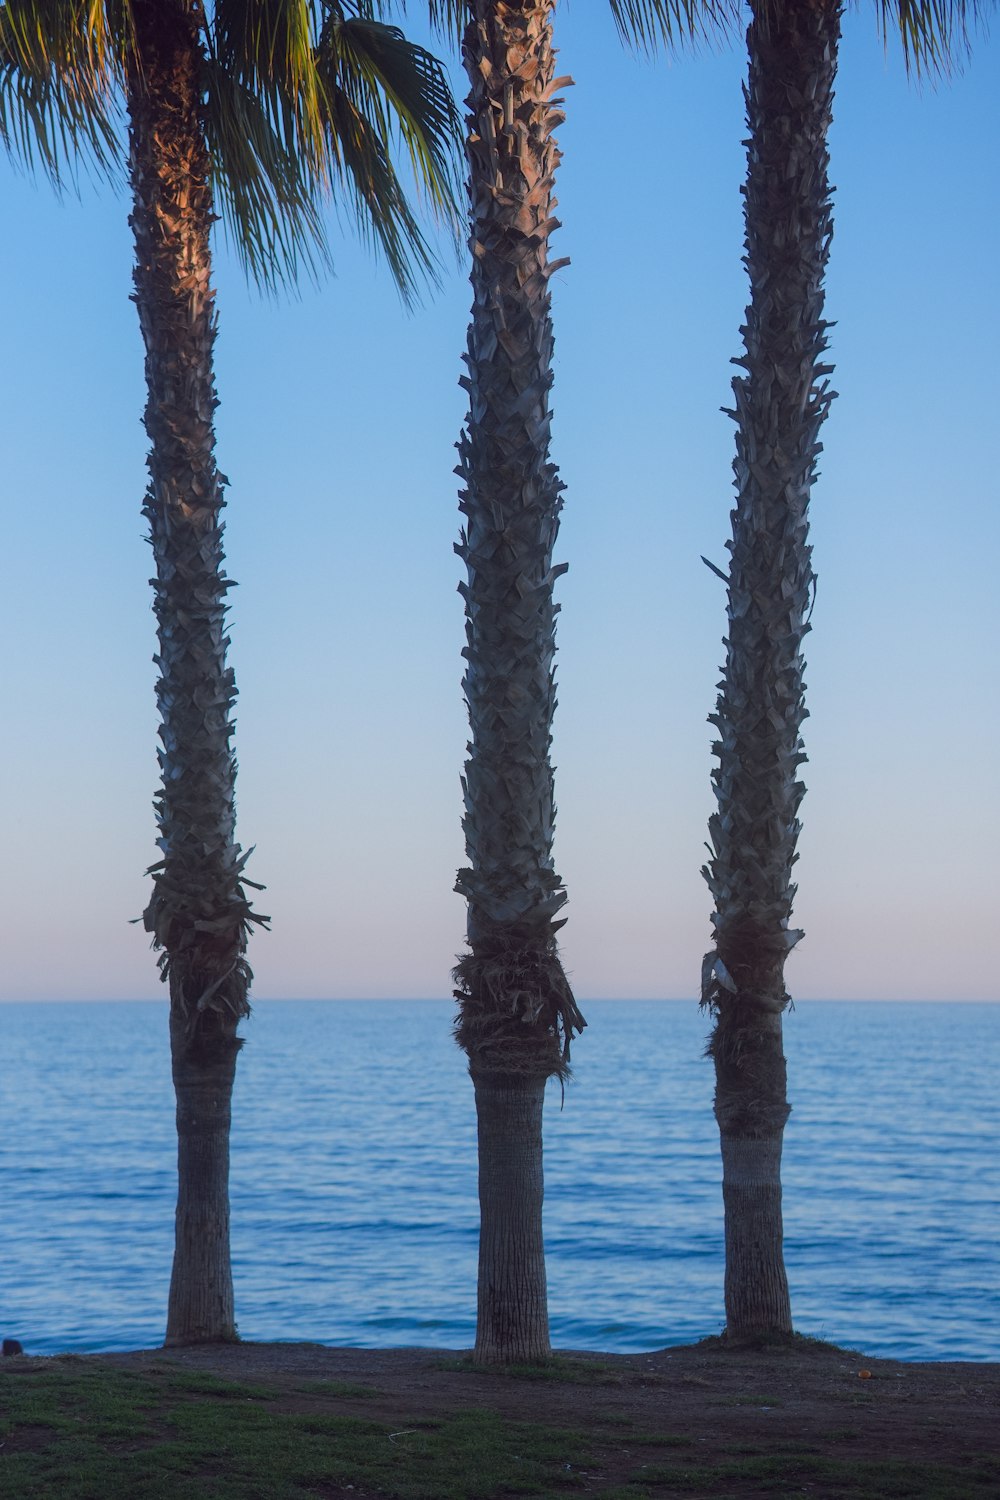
0,8,996,1004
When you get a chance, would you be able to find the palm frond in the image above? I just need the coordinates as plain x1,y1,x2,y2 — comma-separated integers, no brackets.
325,11,462,213
1,0,111,74
428,0,740,51
311,7,463,298
874,0,986,75
210,2,461,297
314,66,435,300
201,52,330,288
0,0,122,179
425,0,465,46
608,1,740,52
214,0,324,157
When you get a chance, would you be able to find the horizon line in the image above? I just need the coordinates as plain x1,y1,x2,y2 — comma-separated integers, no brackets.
1,995,996,1005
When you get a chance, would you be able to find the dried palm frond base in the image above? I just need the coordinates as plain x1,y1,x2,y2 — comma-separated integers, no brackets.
703,986,789,1054
454,939,586,1081
705,998,792,1139
144,863,266,1058
701,947,792,1079
168,974,248,1066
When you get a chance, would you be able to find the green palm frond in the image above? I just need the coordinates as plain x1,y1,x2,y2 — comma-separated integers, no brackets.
0,0,120,178
214,0,324,157
610,0,987,68
428,1,739,49
0,62,64,173
310,7,462,298
874,0,985,74
608,1,740,51
425,0,464,44
313,63,435,299
2,2,460,293
210,0,461,296
2,0,110,74
324,10,461,212
201,52,330,288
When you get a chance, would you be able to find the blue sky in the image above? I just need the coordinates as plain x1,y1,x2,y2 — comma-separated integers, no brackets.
0,7,996,1003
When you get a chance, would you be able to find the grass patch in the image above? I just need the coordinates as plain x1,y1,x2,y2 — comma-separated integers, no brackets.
4,1359,996,1500
634,1453,1000,1497
154,1371,282,1401
292,1379,381,1399
0,1365,162,1440
0,1365,599,1499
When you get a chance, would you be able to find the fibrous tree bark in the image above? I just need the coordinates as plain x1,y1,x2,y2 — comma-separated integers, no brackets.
124,0,460,1349
453,0,585,1364
702,0,841,1342
127,0,263,1346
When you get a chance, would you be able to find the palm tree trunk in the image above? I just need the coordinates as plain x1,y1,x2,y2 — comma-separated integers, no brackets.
473,1073,549,1361
127,0,260,1346
453,0,584,1363
167,1011,239,1343
702,0,841,1341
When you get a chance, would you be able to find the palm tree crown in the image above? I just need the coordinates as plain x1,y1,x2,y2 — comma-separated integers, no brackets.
3,2,461,295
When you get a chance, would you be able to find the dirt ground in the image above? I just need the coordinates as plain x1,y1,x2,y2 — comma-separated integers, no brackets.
94,1338,1000,1497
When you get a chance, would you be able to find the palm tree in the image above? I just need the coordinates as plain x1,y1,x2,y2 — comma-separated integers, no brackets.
10,0,459,1346
428,0,727,1363
128,0,459,1347
432,0,979,1359
424,0,586,1363
701,0,979,1341
451,0,583,1364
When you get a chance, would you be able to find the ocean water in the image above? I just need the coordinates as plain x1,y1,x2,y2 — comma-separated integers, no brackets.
0,999,996,1361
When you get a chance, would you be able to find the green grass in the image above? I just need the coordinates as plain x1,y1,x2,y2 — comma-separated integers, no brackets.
150,1371,283,1400
0,1365,597,1499
291,1378,381,1399
3,1362,997,1499
633,1453,1000,1498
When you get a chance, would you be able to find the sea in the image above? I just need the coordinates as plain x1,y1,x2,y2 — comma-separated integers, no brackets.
1,1000,996,1362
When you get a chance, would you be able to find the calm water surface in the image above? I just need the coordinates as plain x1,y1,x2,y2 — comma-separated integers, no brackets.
1,999,996,1360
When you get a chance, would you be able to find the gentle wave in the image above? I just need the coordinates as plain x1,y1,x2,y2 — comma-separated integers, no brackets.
1,999,997,1360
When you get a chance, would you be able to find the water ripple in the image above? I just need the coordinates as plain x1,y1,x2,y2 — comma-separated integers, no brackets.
1,999,996,1360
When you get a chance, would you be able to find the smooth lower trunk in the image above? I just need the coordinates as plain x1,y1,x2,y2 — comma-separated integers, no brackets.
713,1009,792,1339
473,1072,550,1363
720,1133,791,1339
165,1017,239,1345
